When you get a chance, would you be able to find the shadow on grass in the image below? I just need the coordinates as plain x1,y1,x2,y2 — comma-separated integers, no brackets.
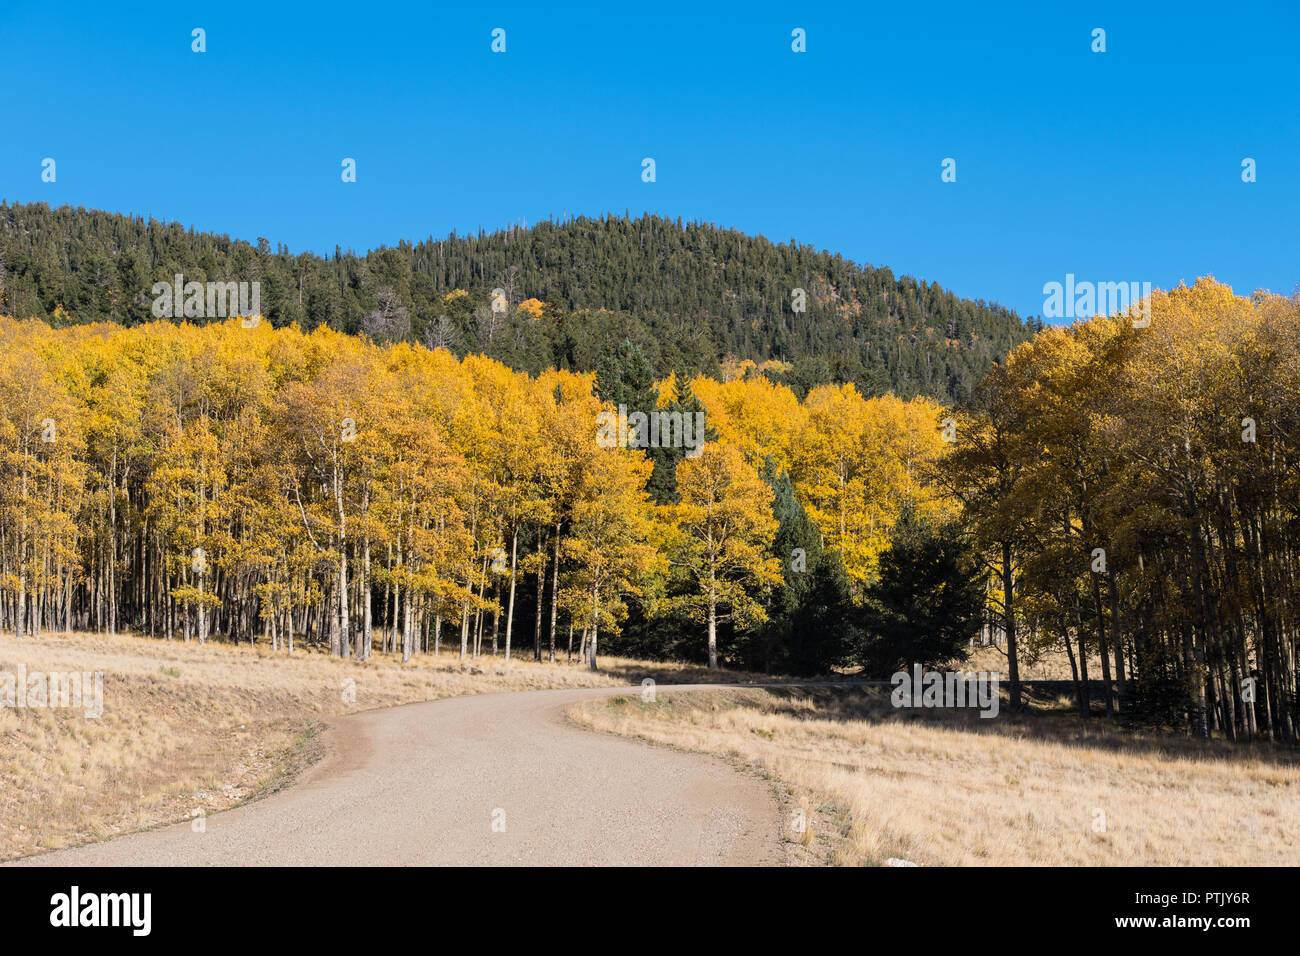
675,685,1300,769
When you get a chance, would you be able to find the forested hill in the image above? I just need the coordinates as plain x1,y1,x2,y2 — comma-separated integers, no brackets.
0,201,1039,400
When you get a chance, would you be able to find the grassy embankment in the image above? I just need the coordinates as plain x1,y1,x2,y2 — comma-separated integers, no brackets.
570,654,1300,866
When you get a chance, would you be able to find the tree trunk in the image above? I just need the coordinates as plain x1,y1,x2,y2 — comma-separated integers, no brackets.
359,497,371,660
549,524,561,664
707,567,719,669
504,528,518,662
533,530,545,662
588,583,600,671
1002,540,1021,711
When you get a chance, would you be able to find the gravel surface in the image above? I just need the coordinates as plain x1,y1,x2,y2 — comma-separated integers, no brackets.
16,685,784,866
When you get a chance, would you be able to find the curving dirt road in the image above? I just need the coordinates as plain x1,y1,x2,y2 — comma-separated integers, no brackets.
17,686,784,867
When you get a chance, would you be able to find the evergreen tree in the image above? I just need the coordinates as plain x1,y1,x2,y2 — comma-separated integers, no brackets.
0,202,1033,403
737,467,855,675
856,506,984,675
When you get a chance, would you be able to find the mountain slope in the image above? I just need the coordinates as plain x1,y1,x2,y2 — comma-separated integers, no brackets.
0,202,1037,400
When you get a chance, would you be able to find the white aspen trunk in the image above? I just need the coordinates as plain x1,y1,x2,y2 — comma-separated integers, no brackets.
359,526,371,659
108,446,117,636
504,528,518,662
533,531,545,662
16,463,27,638
334,450,349,658
459,605,470,661
473,554,488,658
196,472,207,645
588,582,600,671
490,587,499,656
549,524,561,664
707,567,718,669
402,587,413,663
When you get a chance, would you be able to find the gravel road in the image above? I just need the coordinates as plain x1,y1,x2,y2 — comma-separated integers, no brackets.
17,686,784,866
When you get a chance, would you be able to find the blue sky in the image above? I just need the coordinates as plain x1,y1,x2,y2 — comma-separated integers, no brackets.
3,0,1297,319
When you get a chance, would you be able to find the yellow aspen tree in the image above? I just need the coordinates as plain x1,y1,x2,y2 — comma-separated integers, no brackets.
667,442,783,669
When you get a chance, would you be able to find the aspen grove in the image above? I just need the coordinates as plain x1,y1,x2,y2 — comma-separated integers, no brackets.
4,277,1299,745
939,279,1300,741
0,314,945,672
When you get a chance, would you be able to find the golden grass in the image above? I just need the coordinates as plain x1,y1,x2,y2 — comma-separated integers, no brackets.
833,642,1099,681
961,642,1103,680
570,686,1300,866
0,630,747,861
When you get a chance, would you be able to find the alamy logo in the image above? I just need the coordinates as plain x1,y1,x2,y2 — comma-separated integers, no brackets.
1042,274,1151,326
0,664,103,718
151,273,260,321
50,886,151,936
595,405,705,457
891,665,1000,718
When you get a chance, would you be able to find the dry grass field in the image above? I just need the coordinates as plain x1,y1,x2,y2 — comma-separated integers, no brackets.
0,630,741,861
960,641,1102,680
570,685,1300,866
10,630,1293,868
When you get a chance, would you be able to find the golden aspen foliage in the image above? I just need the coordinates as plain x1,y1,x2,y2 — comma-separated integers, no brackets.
517,297,546,320
665,442,783,668
0,312,956,671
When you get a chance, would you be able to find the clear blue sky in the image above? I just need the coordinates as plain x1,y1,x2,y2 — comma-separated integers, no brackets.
4,0,1297,319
